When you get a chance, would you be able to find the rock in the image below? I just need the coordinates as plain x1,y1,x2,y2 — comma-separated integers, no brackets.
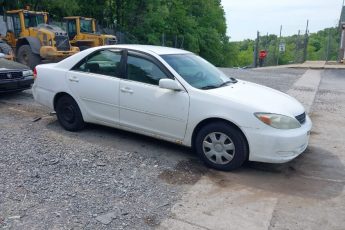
8,215,21,219
49,159,60,165
31,117,41,122
95,212,117,225
158,203,170,208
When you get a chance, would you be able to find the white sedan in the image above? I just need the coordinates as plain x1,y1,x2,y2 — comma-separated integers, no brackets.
32,45,312,171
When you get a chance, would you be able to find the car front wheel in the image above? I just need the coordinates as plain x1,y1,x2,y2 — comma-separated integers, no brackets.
195,122,248,171
56,95,85,131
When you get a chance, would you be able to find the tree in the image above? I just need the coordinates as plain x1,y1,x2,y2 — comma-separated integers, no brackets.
1,0,239,67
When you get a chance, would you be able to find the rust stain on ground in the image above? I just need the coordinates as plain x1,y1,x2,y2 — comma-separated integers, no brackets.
158,159,207,185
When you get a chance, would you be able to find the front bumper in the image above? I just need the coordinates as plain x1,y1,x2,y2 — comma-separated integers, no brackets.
0,77,34,93
40,46,79,60
243,115,312,163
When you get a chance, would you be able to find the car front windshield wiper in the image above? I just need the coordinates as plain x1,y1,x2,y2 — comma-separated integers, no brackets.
217,81,232,88
217,78,238,88
200,85,219,90
200,78,238,90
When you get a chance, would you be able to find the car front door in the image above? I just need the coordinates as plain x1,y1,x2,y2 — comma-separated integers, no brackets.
67,49,123,125
119,51,189,140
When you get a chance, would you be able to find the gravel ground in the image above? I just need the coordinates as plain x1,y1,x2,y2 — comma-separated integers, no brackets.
0,67,305,229
0,93,205,230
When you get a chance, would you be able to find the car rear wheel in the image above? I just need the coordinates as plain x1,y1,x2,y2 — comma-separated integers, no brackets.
56,95,85,131
195,122,248,171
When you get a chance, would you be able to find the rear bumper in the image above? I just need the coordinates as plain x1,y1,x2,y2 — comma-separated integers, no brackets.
243,115,312,163
0,77,34,93
32,83,55,110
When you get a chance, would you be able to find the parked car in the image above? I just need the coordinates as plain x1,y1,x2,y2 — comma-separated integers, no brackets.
32,45,312,171
0,58,34,93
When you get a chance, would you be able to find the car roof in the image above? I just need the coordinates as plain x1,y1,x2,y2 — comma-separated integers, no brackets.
54,45,192,70
105,44,191,55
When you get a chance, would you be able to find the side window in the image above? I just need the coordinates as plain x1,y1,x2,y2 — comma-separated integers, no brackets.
127,54,168,85
67,20,76,39
74,50,122,77
12,15,21,38
24,14,35,28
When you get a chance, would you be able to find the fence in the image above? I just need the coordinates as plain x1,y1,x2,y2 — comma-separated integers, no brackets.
252,27,341,67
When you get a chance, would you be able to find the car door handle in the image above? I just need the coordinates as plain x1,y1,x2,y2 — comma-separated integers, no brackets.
120,87,133,94
68,76,79,82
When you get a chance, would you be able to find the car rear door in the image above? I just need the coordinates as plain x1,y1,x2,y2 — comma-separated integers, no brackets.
119,50,189,140
67,49,123,125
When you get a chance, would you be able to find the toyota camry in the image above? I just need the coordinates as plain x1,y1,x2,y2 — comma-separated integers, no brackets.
32,45,312,171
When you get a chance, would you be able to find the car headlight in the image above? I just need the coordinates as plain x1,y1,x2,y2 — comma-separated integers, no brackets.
254,113,301,129
22,70,33,77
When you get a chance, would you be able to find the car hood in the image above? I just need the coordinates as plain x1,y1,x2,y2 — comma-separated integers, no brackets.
208,80,305,117
0,59,30,70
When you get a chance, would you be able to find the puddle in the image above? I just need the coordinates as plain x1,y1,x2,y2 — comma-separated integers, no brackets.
158,159,208,185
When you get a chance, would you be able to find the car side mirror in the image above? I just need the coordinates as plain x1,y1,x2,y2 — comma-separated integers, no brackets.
159,79,183,91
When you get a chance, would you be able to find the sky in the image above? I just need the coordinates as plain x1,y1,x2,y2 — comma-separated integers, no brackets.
221,0,344,41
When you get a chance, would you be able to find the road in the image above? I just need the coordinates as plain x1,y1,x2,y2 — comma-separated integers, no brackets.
0,68,344,229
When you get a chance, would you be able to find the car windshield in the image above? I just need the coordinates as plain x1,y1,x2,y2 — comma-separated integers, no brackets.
80,19,93,33
161,53,236,90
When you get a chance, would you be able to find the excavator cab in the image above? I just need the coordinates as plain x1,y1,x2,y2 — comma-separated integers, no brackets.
65,17,96,39
64,16,116,50
4,10,48,42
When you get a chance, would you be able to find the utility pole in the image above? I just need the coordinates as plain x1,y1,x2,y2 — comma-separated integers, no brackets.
303,20,309,62
265,32,269,50
253,31,259,67
276,25,282,65
326,28,331,62
295,30,301,63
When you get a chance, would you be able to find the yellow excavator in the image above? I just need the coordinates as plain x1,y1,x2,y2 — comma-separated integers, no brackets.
63,16,117,50
1,9,79,69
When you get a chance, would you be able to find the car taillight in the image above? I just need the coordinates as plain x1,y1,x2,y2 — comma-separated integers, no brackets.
33,67,37,79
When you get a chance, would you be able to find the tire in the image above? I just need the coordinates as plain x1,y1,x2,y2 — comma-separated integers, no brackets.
55,95,85,131
17,45,41,69
195,122,248,171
